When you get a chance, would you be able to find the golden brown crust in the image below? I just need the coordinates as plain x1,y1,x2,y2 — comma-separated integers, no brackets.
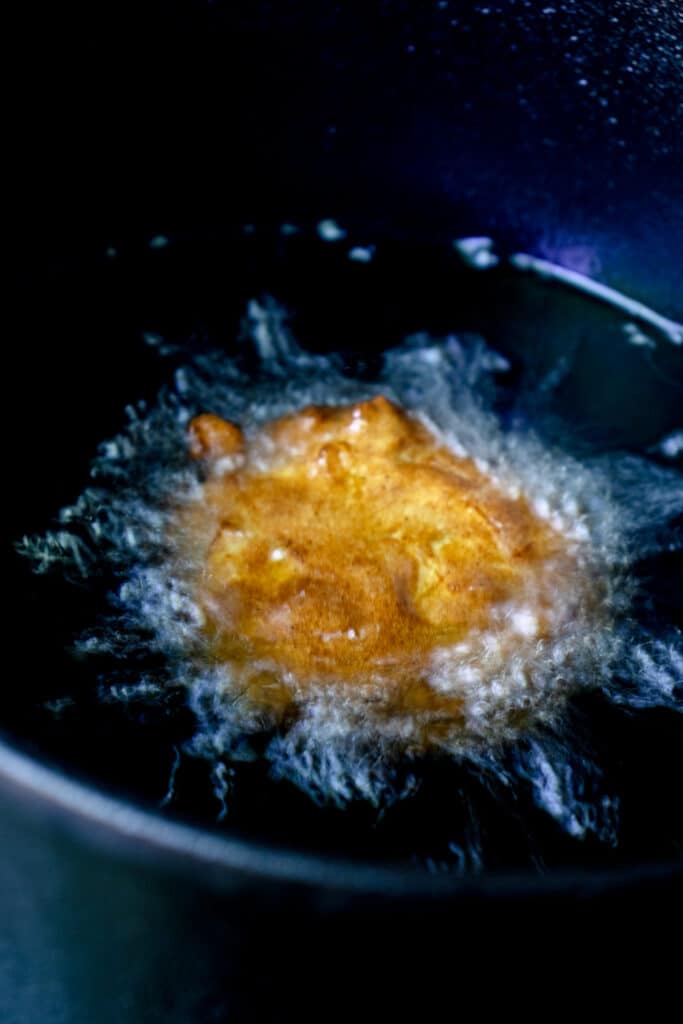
188,413,244,462
180,397,570,736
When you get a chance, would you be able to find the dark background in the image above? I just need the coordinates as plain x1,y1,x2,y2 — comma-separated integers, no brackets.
9,1,683,311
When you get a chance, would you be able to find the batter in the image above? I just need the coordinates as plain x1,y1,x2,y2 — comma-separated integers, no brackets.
182,396,581,745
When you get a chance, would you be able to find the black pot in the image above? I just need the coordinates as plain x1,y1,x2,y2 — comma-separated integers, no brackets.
5,3,683,1019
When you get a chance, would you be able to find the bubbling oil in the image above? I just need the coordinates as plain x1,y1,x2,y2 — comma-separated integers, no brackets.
19,297,683,859
177,393,614,760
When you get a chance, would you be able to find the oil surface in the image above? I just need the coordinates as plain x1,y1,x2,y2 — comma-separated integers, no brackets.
10,232,683,872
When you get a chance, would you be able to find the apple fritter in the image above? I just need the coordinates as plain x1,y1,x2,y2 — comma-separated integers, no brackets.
181,396,574,737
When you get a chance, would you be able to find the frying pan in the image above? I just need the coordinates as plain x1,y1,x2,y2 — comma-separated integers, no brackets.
5,2,683,1019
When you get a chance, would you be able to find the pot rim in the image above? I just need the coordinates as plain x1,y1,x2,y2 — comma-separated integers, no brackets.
1,733,680,901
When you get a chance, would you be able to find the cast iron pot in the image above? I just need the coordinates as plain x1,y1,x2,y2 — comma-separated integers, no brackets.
5,2,683,1020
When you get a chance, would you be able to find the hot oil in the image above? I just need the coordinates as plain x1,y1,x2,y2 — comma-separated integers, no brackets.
11,230,683,872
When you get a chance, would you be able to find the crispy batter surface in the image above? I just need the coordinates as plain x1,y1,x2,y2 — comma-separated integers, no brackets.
182,397,568,728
